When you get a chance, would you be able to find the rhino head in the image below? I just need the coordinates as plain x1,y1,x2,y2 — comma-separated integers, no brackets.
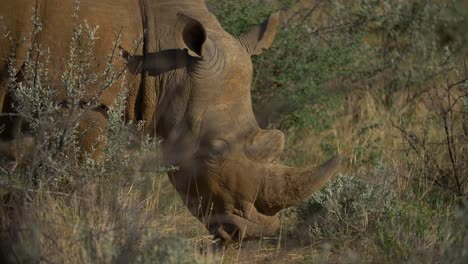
136,11,341,242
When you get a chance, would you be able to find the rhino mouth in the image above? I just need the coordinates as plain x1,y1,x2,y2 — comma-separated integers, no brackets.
168,151,341,242
206,212,279,242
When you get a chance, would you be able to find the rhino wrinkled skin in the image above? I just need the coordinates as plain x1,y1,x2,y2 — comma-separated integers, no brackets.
0,0,341,241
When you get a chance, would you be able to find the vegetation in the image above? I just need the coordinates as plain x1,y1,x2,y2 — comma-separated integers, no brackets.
1,0,467,263
211,0,468,262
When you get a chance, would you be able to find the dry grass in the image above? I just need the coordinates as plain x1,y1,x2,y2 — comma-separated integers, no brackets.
1,161,217,263
0,88,466,263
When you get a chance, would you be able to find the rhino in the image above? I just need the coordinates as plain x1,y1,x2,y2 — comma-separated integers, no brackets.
0,0,341,241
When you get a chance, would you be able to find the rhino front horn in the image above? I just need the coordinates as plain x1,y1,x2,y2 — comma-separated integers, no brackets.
255,156,342,215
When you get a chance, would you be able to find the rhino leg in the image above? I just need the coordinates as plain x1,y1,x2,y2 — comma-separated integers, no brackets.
76,108,108,160
0,92,33,168
0,136,34,173
0,107,107,173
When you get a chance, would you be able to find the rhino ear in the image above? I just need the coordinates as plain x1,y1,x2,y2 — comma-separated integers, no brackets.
239,12,280,56
175,13,209,58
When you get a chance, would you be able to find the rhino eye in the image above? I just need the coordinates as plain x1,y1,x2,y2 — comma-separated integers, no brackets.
209,139,227,149
208,139,228,156
200,139,228,163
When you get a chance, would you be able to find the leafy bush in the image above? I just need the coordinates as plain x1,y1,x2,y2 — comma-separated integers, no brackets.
3,4,134,191
207,0,293,36
290,169,396,240
207,0,467,141
443,198,468,264
376,191,449,262
136,234,202,264
282,166,453,262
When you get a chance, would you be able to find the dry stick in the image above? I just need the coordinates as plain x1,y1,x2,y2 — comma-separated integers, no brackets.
463,60,468,138
443,93,467,114
447,76,468,89
298,1,322,28
0,184,85,200
57,12,87,153
391,123,458,193
282,0,305,29
443,74,462,195
24,0,44,205
408,32,458,193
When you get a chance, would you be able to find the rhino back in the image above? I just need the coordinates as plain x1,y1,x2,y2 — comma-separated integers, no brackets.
0,0,143,109
0,0,37,112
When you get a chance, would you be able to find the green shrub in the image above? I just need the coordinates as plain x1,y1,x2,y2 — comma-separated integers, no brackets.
443,198,468,264
3,5,133,191
294,170,396,240
207,0,293,36
282,166,454,262
376,191,449,262
135,234,202,264
210,0,467,131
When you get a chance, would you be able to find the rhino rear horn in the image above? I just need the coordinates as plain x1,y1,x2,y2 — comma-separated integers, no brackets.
255,156,342,215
